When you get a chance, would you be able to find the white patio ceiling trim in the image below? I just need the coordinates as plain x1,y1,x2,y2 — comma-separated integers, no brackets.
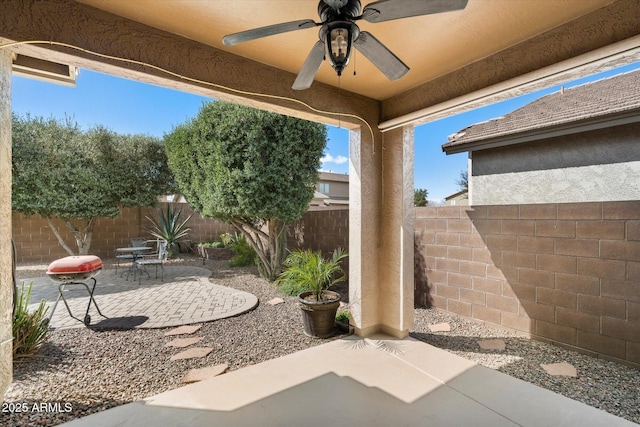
379,34,640,131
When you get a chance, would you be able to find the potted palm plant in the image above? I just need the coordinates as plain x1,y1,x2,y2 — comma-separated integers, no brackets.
277,248,348,338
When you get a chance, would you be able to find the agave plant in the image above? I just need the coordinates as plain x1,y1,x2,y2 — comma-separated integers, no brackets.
146,204,192,257
277,248,348,301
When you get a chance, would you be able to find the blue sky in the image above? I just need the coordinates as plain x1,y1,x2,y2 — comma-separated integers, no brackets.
11,61,640,201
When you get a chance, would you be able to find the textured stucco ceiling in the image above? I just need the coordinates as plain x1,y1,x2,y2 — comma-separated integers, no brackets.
75,0,615,101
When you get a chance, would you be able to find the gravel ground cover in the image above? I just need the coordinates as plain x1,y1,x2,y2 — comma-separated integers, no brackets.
412,309,640,424
4,254,640,426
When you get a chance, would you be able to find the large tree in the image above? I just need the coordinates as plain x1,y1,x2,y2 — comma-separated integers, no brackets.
164,101,326,280
12,114,174,255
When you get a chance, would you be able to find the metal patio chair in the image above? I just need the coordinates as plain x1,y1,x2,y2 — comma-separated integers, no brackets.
135,239,168,283
115,237,149,273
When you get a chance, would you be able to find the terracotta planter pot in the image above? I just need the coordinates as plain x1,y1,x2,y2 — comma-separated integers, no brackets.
297,290,341,338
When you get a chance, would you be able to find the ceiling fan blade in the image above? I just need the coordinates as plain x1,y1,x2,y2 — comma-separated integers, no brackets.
362,0,468,23
353,32,408,81
223,19,317,46
292,41,325,90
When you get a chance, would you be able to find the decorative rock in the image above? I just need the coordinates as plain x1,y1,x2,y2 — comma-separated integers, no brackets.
541,362,578,377
428,322,451,332
181,364,229,384
478,339,506,351
170,347,213,361
164,325,202,336
267,298,285,306
164,337,203,348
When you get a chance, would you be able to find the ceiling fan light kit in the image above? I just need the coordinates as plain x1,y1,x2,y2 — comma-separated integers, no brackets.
223,0,468,90
322,21,359,76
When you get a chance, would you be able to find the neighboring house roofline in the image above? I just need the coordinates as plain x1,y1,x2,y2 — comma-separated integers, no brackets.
318,171,349,182
442,69,640,154
445,189,469,200
443,107,640,154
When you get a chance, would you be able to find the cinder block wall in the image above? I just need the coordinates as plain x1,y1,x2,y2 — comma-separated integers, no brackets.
288,209,349,256
11,204,345,263
12,203,232,262
287,209,350,276
415,202,640,366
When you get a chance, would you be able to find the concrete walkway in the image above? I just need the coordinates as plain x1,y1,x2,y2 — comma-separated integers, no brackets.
60,335,638,427
22,265,258,329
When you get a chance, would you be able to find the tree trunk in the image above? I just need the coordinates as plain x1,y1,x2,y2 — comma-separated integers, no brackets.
46,217,75,256
65,217,95,255
267,219,287,281
231,218,288,281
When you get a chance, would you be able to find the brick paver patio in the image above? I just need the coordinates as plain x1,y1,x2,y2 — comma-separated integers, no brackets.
23,265,258,329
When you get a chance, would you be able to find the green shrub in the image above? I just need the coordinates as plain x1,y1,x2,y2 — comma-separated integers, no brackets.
229,234,256,267
13,281,49,358
335,311,350,323
197,241,226,248
197,232,233,249
219,233,233,247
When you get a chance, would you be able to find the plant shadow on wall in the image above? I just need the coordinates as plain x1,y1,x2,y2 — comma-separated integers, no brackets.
414,238,433,308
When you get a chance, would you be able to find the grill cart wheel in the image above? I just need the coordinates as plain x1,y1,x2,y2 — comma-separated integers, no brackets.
84,314,91,326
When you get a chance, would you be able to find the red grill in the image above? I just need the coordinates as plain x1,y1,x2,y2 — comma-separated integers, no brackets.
47,255,103,283
46,255,105,326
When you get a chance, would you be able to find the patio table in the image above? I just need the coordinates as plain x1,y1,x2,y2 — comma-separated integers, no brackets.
116,246,153,281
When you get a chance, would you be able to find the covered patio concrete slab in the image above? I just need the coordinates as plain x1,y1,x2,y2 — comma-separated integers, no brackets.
61,335,637,427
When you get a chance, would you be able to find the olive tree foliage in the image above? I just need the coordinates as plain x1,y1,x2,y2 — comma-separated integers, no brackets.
12,114,175,255
164,101,326,280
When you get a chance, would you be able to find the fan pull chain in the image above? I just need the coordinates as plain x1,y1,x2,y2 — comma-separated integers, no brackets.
353,48,357,76
337,77,342,128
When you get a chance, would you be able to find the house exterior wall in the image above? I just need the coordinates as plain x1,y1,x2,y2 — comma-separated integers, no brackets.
415,202,640,367
471,123,640,205
446,192,469,206
316,173,349,200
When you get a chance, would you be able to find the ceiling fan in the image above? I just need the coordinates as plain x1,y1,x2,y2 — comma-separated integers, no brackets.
223,0,469,90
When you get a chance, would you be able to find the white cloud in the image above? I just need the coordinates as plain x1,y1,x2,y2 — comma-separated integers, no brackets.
321,153,348,164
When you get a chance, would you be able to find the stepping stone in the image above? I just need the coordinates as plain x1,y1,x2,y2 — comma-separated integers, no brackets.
181,364,229,384
541,362,578,377
164,325,202,336
267,297,285,306
170,347,213,361
428,323,451,333
165,337,203,348
478,339,506,351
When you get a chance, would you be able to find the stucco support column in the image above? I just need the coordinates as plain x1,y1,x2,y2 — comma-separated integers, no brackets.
0,49,12,401
349,127,382,336
349,125,414,338
378,126,414,338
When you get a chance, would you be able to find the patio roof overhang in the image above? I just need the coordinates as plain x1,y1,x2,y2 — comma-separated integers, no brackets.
2,0,640,402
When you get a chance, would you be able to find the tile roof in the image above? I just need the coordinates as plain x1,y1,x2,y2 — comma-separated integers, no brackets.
443,68,640,152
